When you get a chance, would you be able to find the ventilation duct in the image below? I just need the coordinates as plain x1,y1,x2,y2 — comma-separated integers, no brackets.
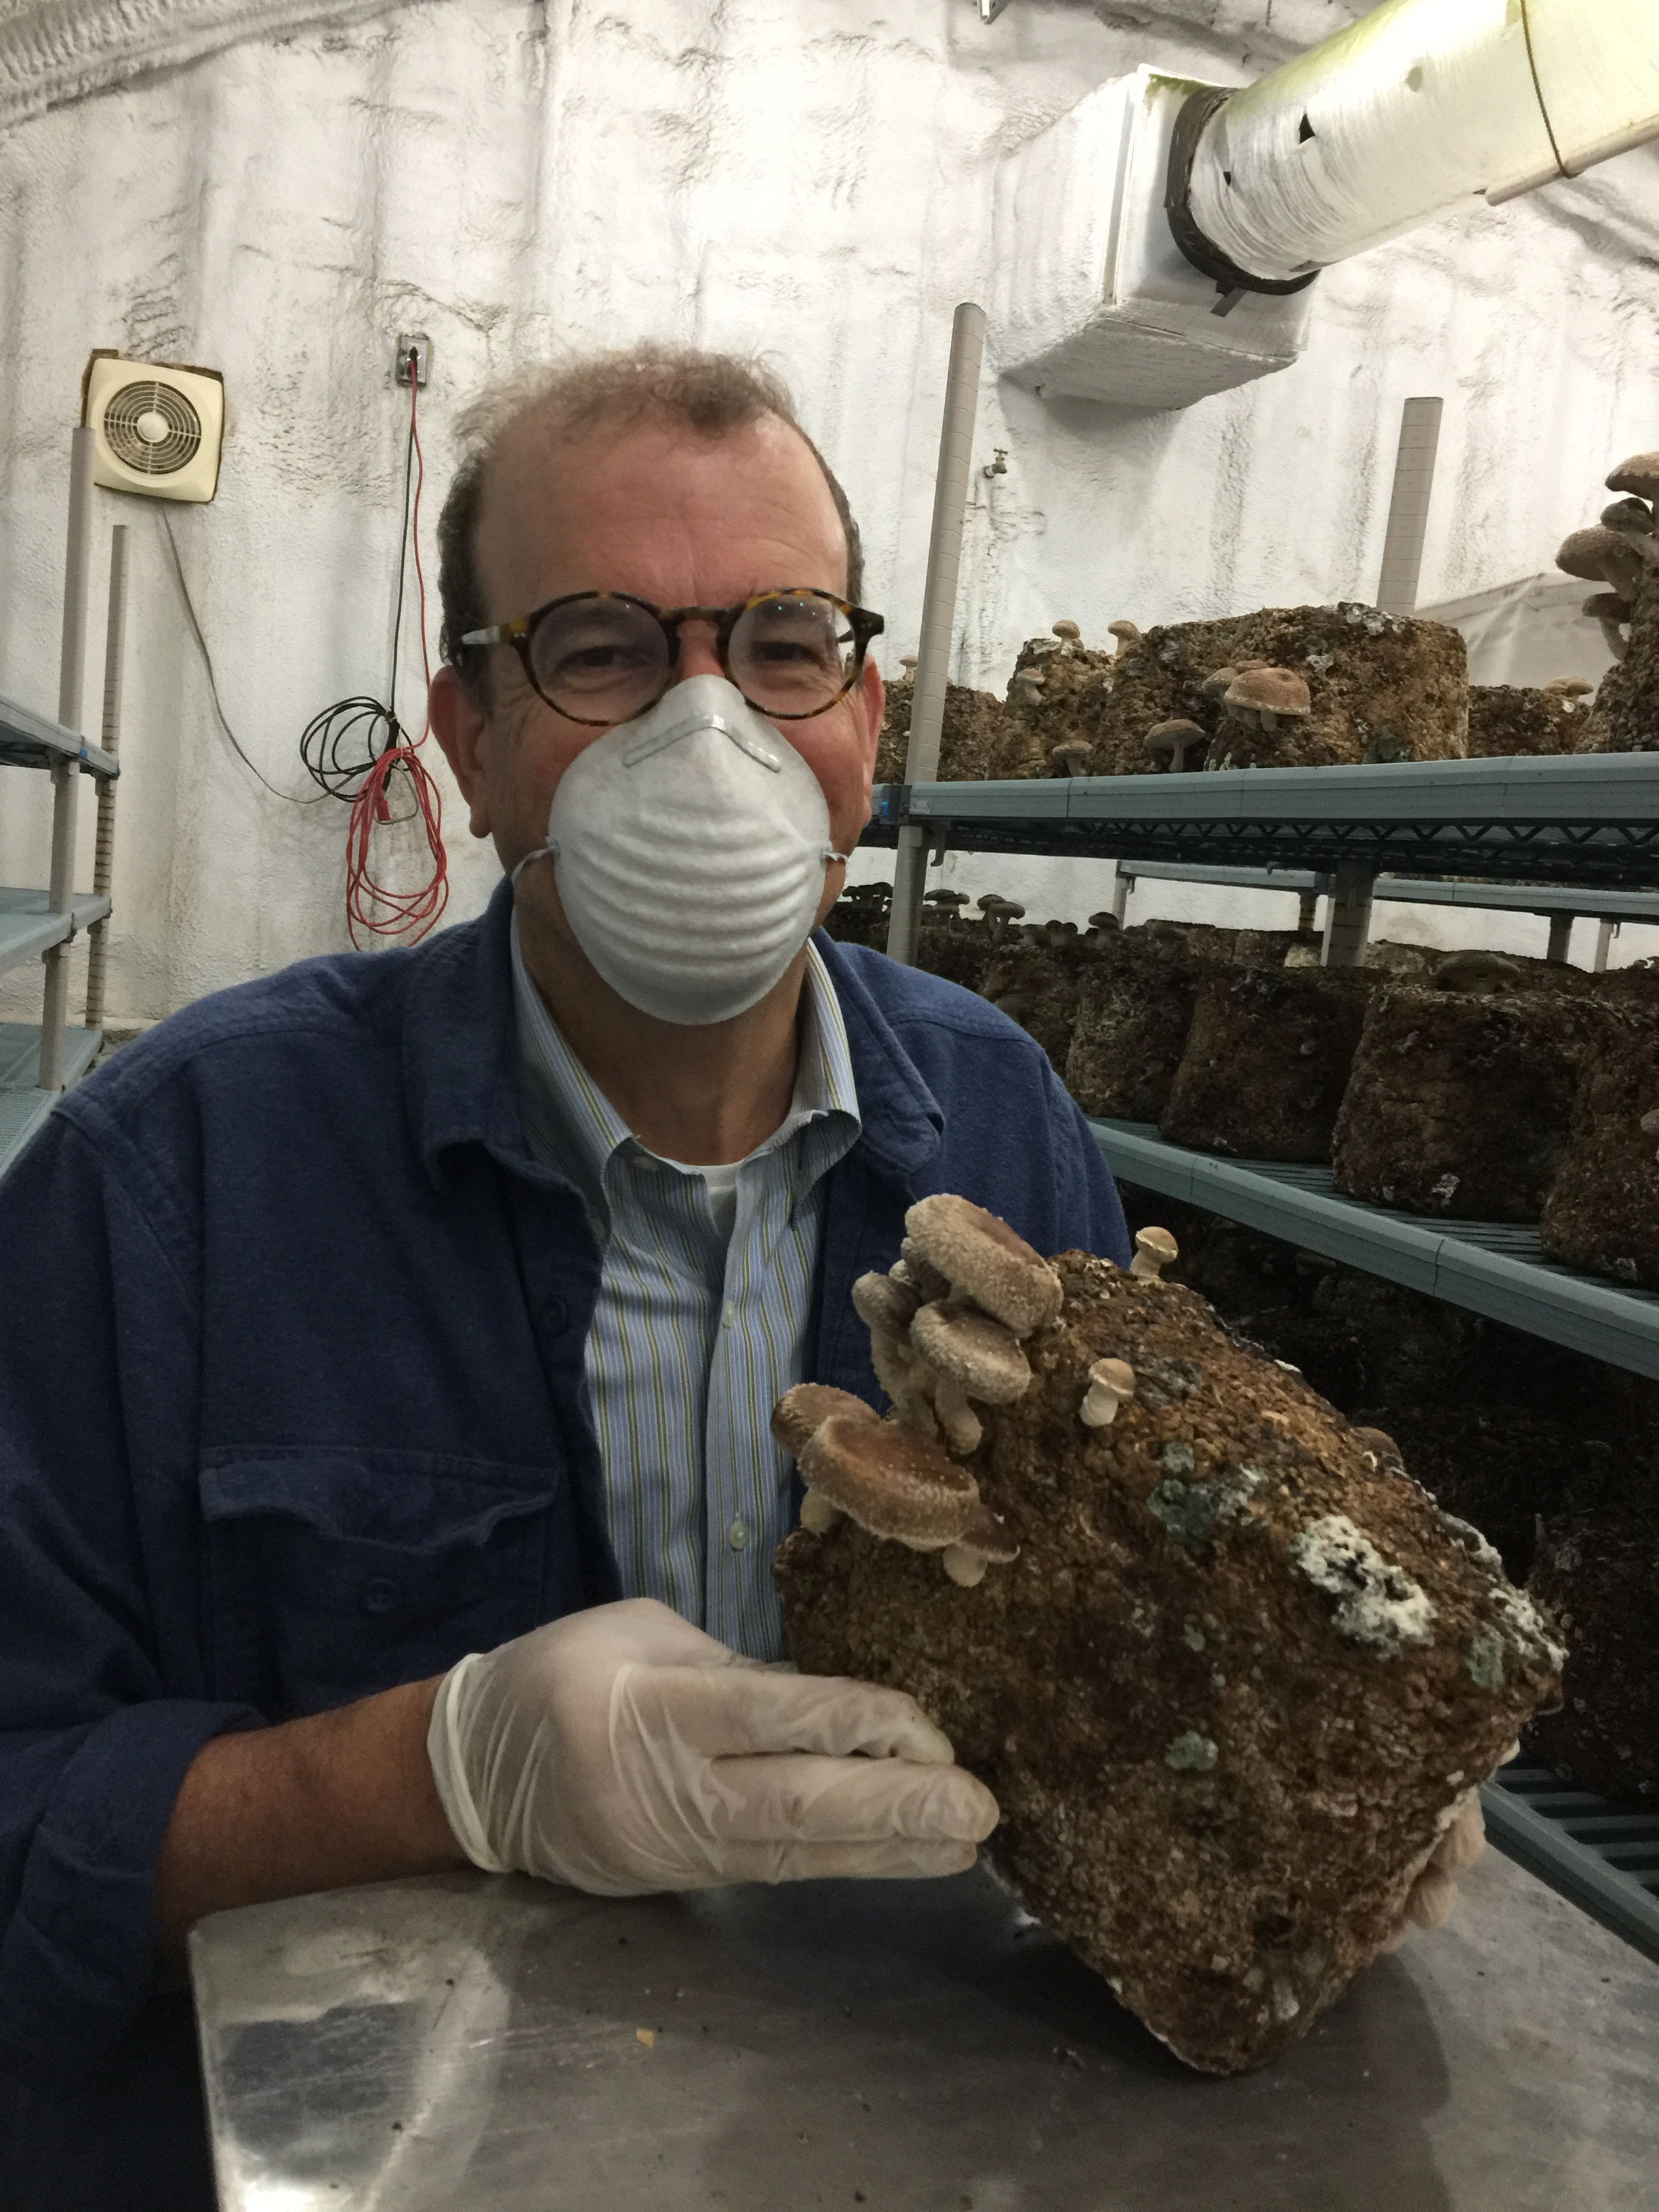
996,0,1659,410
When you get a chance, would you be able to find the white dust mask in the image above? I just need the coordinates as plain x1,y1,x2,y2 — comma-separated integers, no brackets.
513,673,848,1027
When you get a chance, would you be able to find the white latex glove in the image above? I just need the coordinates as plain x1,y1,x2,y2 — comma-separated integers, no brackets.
427,1597,1000,1895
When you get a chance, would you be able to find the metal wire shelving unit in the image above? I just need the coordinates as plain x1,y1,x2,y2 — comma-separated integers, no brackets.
861,758,1659,1957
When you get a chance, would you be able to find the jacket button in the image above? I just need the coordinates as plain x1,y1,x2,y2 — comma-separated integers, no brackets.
359,1576,403,1617
542,1295,572,1334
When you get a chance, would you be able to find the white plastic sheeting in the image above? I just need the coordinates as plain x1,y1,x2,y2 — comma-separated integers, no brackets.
2,0,1658,1021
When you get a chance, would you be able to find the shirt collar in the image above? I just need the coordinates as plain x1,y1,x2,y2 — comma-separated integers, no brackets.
401,878,940,1196
510,916,861,1216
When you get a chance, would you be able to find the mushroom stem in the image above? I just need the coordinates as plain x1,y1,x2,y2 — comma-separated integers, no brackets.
1080,1358,1137,1428
799,1489,842,1533
1597,618,1631,662
928,1372,984,1457
941,1544,988,1587
1130,1227,1179,1282
869,1328,937,1439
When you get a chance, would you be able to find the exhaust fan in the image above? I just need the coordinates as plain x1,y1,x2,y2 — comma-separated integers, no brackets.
81,350,225,503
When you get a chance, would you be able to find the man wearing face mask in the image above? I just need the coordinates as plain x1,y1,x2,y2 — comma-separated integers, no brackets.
0,346,1130,2206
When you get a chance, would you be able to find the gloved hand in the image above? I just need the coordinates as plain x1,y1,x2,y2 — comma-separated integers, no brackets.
1381,1788,1489,1950
426,1597,1000,1895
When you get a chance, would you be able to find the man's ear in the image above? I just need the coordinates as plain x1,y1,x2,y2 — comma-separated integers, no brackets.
855,654,884,777
429,665,495,839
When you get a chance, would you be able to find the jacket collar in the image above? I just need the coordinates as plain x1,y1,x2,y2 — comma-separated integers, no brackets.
402,878,945,1192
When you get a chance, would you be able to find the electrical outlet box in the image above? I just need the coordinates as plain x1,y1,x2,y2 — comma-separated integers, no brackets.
394,333,432,388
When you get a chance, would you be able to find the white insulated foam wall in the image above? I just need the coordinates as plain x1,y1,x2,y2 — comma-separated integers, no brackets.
3,0,1658,1021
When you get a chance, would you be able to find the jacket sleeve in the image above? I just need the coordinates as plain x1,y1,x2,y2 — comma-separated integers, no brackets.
1044,1063,1133,1270
0,1111,259,2086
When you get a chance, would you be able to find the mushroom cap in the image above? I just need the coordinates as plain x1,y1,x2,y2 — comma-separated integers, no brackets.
1542,676,1595,699
798,1412,981,1547
1606,453,1659,502
1147,718,1206,743
1089,1356,1137,1397
903,1193,1063,1338
1433,949,1524,992
1600,496,1655,536
952,1498,1020,1565
1223,665,1311,718
1052,619,1082,641
899,653,918,672
1557,525,1635,581
924,886,970,907
909,1299,1032,1404
771,1383,880,1458
1200,664,1238,697
1050,739,1094,771
1086,910,1119,931
851,1269,921,1336
1134,1225,1179,1267
1582,589,1635,619
1106,619,1142,641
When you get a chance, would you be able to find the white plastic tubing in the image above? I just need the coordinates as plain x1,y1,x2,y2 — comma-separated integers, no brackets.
1186,0,1659,286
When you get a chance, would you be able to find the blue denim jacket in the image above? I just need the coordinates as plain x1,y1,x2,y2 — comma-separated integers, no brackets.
0,880,1128,2191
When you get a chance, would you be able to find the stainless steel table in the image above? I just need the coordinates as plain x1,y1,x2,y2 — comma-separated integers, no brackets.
191,1850,1659,2211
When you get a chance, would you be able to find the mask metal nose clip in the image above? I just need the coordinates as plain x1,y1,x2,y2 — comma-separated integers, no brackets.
622,708,783,773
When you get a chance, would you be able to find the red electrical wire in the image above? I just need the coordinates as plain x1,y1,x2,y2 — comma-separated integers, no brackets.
345,362,450,947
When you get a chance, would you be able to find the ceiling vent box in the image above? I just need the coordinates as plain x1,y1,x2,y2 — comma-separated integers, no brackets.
992,68,1317,413
81,350,225,502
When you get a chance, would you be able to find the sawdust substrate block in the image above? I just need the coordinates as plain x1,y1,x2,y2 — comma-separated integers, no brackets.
1065,937,1217,1122
1077,603,1468,774
775,1254,1560,2074
1332,987,1608,1221
876,678,1046,785
980,935,1097,1073
1540,1018,1659,1288
1527,1510,1659,1803
1465,686,1584,758
1009,634,1118,772
1160,966,1376,1162
914,915,1003,996
1575,565,1659,753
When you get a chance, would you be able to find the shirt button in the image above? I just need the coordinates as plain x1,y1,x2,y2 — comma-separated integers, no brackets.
542,1295,571,1334
722,1301,737,1330
728,1518,749,1551
359,1576,402,1617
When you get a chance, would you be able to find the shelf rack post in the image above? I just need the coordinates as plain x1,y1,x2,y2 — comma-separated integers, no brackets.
1593,918,1616,973
39,426,95,1092
1544,911,1575,964
84,525,129,1032
886,302,987,966
1321,862,1375,968
1375,396,1443,615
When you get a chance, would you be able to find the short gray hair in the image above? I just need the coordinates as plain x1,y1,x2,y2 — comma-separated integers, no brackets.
436,343,865,687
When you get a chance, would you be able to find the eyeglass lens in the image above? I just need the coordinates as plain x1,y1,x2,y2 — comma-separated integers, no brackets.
527,594,858,722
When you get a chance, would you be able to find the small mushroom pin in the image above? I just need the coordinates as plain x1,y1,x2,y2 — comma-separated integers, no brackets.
1145,718,1208,773
1049,739,1094,777
1080,1357,1136,1428
1557,525,1645,602
1052,618,1082,653
1130,1226,1179,1282
1223,665,1311,737
1541,676,1595,708
1106,620,1142,657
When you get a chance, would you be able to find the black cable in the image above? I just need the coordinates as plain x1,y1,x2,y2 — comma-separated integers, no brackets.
159,510,329,804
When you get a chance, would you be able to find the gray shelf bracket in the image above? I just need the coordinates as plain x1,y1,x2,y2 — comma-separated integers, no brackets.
1321,861,1376,968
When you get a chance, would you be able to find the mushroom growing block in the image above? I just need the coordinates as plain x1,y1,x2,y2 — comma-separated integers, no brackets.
1332,987,1609,1221
1160,966,1377,1163
775,1242,1561,2074
1076,602,1468,775
875,678,1044,785
1540,1018,1659,1288
1465,684,1586,759
1525,1509,1659,1805
1063,932,1218,1123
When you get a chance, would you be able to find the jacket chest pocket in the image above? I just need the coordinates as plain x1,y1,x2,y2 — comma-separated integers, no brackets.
199,1448,564,1717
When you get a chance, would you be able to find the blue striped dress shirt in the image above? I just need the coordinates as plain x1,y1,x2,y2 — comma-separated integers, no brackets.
510,921,862,1658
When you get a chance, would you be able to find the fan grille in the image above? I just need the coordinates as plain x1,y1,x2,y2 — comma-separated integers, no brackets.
102,379,203,476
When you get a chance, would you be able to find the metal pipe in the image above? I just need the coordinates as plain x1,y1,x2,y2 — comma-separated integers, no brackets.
39,426,96,1091
1375,397,1442,615
886,303,987,966
1179,0,1659,291
85,525,129,1033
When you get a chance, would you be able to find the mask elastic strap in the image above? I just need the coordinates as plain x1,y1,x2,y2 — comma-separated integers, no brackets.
510,842,556,890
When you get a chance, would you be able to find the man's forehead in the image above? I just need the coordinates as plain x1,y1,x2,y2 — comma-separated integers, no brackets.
478,409,846,600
